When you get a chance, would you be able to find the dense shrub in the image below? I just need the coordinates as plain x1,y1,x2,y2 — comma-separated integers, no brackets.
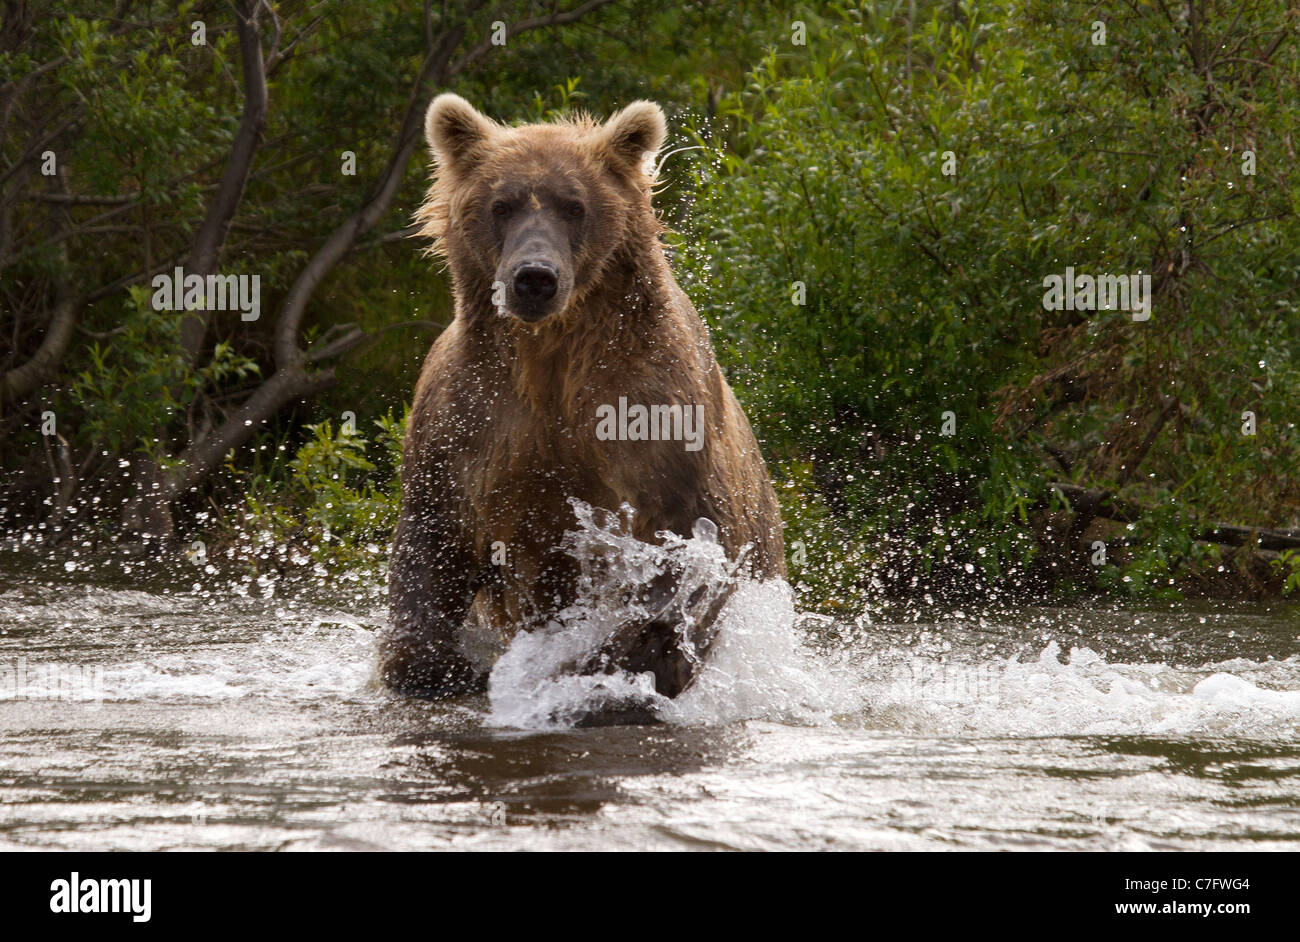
677,1,1299,607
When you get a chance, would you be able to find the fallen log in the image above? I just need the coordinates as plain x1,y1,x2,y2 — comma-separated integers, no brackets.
1050,483,1300,552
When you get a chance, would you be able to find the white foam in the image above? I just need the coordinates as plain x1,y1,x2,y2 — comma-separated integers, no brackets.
481,502,1300,736
9,542,1296,741
662,578,862,726
486,500,861,729
858,640,1300,738
92,615,377,704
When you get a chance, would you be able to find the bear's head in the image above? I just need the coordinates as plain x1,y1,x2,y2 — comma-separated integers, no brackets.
415,94,667,324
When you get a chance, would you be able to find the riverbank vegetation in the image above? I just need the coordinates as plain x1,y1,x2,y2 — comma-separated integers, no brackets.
2,1,1297,610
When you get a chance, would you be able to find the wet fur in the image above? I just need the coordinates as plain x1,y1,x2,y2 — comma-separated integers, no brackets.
382,96,785,715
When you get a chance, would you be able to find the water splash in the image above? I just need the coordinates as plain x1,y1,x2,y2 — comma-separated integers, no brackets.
480,502,1300,737
6,536,1297,740
858,640,1300,739
485,500,860,729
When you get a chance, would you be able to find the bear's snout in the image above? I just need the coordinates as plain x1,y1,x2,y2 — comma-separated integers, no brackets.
512,262,559,310
496,206,573,322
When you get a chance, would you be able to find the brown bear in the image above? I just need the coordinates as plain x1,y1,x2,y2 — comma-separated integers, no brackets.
380,94,784,715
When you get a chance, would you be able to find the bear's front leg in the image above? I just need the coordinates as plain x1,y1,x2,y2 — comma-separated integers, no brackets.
381,511,483,698
579,563,738,699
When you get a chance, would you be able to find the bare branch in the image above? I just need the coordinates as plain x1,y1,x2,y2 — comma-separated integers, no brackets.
27,192,138,205
178,0,270,364
266,13,326,74
306,319,443,363
271,14,473,367
0,291,79,403
1052,483,1300,552
163,366,336,499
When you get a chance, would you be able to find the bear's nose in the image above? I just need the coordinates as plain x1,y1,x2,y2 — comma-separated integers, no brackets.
513,263,558,302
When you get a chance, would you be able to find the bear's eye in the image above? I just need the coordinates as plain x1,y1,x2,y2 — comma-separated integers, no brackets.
565,203,585,219
491,201,511,217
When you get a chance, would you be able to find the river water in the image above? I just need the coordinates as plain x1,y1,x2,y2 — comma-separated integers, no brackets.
2,538,1299,851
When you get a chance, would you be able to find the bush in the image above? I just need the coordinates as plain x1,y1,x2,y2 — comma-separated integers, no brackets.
221,409,406,575
677,1,1300,608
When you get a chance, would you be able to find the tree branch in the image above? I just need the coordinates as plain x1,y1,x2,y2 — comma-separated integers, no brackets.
178,0,269,364
271,12,475,367
0,290,79,403
158,0,616,513
163,366,336,499
1052,483,1300,551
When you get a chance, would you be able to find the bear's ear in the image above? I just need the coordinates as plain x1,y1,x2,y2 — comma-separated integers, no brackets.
599,100,667,174
425,93,495,170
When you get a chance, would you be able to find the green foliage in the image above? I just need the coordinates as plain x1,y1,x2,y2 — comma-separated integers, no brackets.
65,286,259,459
228,410,406,573
679,0,1299,606
3,0,1296,612
776,460,879,612
680,2,1064,603
1093,503,1220,600
2,0,791,538
1273,551,1300,599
